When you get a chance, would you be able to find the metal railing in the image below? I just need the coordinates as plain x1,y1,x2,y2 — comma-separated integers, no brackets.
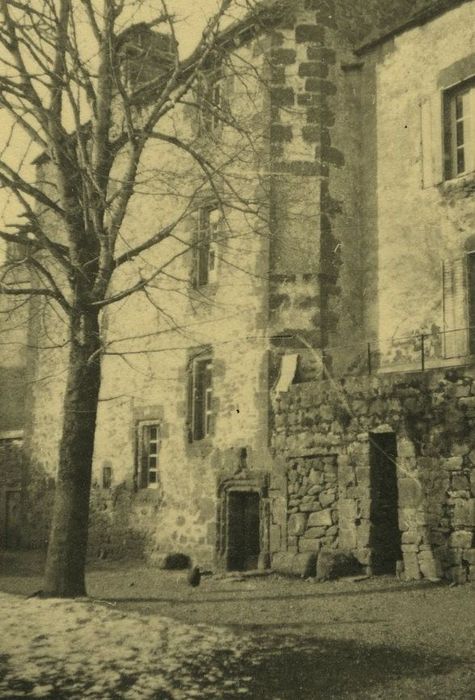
316,325,474,378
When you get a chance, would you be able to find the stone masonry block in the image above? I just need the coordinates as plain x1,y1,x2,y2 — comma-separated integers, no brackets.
303,526,327,539
270,87,295,107
398,478,423,506
444,456,464,470
271,551,294,575
339,527,357,550
271,124,293,142
355,467,370,486
398,439,416,458
270,525,281,553
354,548,372,566
299,503,321,512
308,509,333,527
403,551,421,580
292,552,317,578
307,46,336,63
288,513,307,537
451,474,470,491
338,463,355,488
399,507,417,532
298,539,321,553
454,499,475,528
299,62,329,78
319,491,336,508
295,24,325,44
418,550,443,580
449,530,473,549
462,549,475,565
271,48,297,65
339,498,357,524
305,78,337,95
356,521,371,548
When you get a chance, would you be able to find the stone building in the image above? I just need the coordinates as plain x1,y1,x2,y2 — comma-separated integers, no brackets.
1,0,475,582
0,238,30,549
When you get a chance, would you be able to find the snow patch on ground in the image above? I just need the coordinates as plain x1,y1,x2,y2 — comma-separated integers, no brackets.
0,593,254,699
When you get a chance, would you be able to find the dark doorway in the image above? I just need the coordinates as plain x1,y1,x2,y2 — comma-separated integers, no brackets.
227,491,260,571
5,490,22,549
467,252,475,355
369,433,402,575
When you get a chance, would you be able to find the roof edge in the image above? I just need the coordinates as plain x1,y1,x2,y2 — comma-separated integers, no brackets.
356,0,472,56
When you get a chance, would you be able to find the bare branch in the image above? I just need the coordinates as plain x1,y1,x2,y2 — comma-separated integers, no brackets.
0,160,65,216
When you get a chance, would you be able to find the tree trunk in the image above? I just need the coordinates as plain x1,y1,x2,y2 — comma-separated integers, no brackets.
43,309,101,597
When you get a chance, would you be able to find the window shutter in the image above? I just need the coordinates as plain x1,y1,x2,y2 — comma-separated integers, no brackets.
190,217,201,288
420,92,444,187
186,362,194,443
442,257,468,358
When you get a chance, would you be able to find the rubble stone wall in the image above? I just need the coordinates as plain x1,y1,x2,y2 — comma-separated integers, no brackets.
271,368,475,583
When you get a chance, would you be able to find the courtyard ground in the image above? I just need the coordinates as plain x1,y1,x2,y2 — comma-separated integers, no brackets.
0,552,474,699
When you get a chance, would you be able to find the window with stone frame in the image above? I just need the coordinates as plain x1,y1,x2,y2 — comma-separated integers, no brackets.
188,352,213,442
444,78,475,180
198,61,225,135
137,422,160,488
193,204,221,287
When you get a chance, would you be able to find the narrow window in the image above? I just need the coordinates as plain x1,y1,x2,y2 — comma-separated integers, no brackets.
138,423,160,488
467,252,475,354
200,65,224,135
445,80,475,179
194,206,221,287
102,466,112,489
190,355,213,441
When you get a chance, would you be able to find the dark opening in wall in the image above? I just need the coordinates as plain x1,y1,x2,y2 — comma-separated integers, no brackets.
227,491,260,571
369,433,402,575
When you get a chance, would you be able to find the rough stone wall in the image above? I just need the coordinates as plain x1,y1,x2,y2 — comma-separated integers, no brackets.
271,369,475,583
286,454,339,552
359,1,475,367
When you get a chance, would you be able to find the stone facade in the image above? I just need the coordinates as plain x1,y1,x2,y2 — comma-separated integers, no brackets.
1,0,475,583
357,0,475,370
270,369,475,583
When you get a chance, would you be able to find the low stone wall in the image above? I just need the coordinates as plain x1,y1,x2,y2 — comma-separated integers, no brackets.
287,455,339,553
271,368,475,583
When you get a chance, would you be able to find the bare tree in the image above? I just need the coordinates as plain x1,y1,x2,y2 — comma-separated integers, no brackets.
0,0,278,596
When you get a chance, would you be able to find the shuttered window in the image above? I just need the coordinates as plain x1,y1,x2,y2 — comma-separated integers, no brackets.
420,92,444,187
442,257,468,358
193,206,221,287
199,64,224,135
188,354,213,442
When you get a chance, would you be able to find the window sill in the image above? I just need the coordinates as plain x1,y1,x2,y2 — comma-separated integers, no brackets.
190,282,219,310
186,436,214,458
135,486,162,500
192,280,218,292
440,170,475,194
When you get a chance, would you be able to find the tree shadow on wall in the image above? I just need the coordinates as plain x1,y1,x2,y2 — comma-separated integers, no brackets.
239,635,463,700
